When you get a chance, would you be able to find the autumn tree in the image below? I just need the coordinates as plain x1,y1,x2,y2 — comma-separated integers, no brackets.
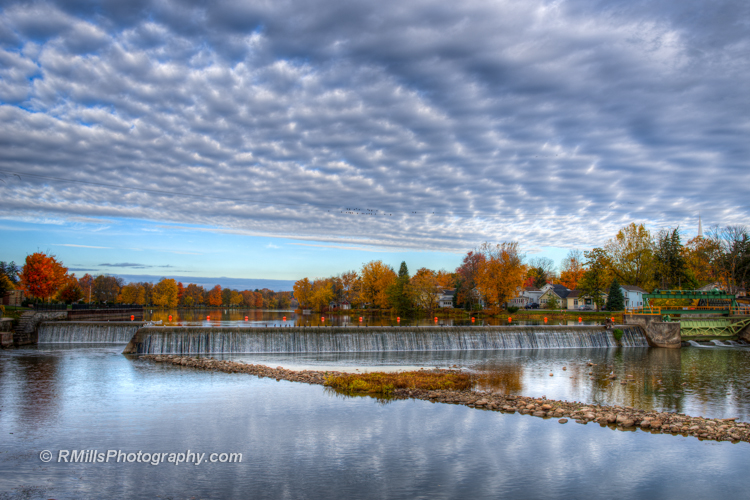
455,251,485,310
707,225,750,294
0,261,18,298
92,275,124,303
152,278,179,308
579,248,611,311
475,242,526,310
230,290,243,307
604,223,655,290
310,279,335,311
184,284,205,307
177,282,185,306
117,283,145,305
410,268,440,311
59,277,83,304
78,274,94,302
19,252,69,302
558,250,586,290
434,270,455,289
360,260,396,309
293,278,313,309
207,285,223,307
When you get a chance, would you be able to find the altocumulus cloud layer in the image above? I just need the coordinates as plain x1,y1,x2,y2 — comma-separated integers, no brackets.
0,0,748,252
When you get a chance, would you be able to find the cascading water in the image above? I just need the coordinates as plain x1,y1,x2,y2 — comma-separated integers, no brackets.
124,325,649,355
39,322,143,343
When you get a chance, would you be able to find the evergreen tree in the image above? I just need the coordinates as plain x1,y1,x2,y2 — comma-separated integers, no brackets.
387,261,412,314
605,279,625,311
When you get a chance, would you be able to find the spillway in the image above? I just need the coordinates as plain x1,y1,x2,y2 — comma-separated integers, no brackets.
39,322,144,343
123,325,648,354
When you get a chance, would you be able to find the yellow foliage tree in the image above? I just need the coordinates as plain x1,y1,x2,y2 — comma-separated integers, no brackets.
293,278,313,309
410,268,440,311
117,283,145,305
152,278,179,308
310,279,335,312
475,242,527,309
604,223,655,290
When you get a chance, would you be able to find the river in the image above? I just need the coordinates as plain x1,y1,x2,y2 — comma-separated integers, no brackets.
1,342,749,499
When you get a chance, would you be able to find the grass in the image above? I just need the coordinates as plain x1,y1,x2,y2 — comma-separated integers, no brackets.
613,328,624,342
324,370,473,396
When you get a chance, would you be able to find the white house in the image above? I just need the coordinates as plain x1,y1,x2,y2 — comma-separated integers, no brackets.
509,286,543,307
438,289,455,308
539,284,572,309
621,285,646,309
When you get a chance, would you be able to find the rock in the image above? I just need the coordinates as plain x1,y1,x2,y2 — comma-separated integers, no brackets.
649,420,662,429
526,404,535,410
558,418,568,424
562,367,567,370
533,411,547,417
640,420,651,428
619,419,635,427
475,399,489,406
541,404,553,411
584,412,596,420
606,414,617,423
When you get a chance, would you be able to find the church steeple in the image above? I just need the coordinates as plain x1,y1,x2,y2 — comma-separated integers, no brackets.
698,213,703,238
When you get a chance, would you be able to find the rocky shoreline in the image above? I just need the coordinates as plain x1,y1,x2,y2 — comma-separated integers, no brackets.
140,354,749,444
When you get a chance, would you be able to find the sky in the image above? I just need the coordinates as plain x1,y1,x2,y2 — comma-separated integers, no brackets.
0,0,748,289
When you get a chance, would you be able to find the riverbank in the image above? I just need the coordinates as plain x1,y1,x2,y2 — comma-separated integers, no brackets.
139,354,749,444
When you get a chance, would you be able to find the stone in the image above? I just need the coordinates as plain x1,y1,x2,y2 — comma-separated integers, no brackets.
606,414,617,423
558,418,568,424
640,420,651,428
584,413,596,420
541,404,553,411
649,420,662,429
533,411,547,417
475,399,489,406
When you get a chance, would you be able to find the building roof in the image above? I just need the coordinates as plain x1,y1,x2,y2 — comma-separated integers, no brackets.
621,285,647,293
524,286,541,292
550,284,571,299
567,290,581,298
440,289,456,297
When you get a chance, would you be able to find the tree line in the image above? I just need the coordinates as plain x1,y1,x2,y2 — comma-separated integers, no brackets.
0,254,291,309
292,223,749,313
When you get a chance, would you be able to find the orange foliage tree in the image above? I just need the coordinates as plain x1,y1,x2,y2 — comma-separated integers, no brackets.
19,252,69,302
475,242,526,310
360,260,396,309
207,285,223,306
558,249,586,290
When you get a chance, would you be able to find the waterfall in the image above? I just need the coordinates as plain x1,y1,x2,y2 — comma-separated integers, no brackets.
124,325,649,355
39,322,143,343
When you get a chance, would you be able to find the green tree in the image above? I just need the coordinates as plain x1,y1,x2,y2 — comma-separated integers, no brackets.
654,227,693,289
579,248,611,311
605,279,625,311
546,294,560,310
387,261,412,314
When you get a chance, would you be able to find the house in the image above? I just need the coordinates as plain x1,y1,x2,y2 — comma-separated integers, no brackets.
539,284,571,309
438,289,455,308
621,285,646,309
509,286,542,307
566,290,607,310
327,300,351,310
2,290,24,307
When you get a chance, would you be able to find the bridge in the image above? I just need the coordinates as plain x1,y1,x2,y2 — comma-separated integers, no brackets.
680,318,750,339
643,289,740,316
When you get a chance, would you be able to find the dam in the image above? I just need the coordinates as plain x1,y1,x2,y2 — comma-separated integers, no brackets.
121,325,648,355
38,321,145,344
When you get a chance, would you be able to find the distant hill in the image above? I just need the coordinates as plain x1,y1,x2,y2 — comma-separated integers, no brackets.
115,274,296,292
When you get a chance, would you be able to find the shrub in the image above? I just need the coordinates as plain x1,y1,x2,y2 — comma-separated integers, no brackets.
507,306,520,314
324,370,472,396
613,328,624,342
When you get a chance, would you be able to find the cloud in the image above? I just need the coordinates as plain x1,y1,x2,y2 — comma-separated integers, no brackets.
98,262,175,268
54,243,112,249
265,243,280,249
0,0,747,254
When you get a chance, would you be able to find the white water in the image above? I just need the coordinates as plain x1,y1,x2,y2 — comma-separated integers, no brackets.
130,326,649,354
38,322,142,343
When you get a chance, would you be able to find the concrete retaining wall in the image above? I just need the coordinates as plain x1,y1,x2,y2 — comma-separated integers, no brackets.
623,314,681,348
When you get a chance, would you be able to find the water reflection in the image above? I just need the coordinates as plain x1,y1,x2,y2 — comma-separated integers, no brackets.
144,309,605,327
